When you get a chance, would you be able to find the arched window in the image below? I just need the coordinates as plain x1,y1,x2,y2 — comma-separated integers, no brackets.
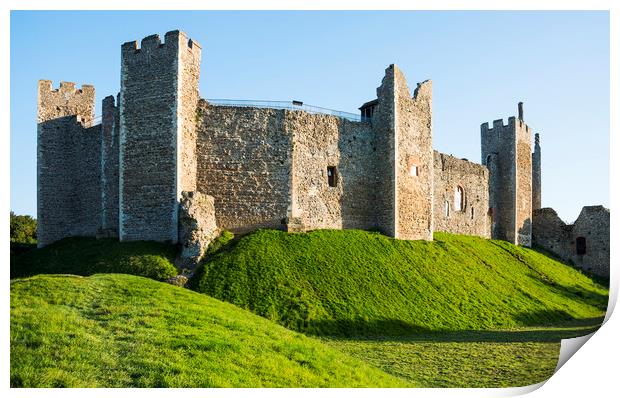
576,237,586,255
454,186,464,212
444,200,450,218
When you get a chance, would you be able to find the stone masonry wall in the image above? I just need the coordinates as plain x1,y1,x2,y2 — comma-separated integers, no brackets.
532,133,542,210
481,117,518,244
571,206,610,277
433,151,490,238
372,66,397,237
515,119,533,246
196,103,293,234
289,112,376,231
532,208,571,257
119,31,201,243
37,80,98,247
533,206,609,278
394,72,434,241
101,95,119,235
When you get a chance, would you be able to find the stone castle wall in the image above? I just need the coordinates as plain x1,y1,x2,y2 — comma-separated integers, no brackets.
433,151,491,237
515,119,533,246
196,104,293,234
40,29,593,260
101,95,119,235
289,112,376,231
533,206,609,277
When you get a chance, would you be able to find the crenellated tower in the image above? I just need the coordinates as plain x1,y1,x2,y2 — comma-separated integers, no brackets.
481,102,533,246
119,30,202,243
37,80,100,247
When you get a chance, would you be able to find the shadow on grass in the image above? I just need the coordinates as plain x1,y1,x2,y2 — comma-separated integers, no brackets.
314,315,604,343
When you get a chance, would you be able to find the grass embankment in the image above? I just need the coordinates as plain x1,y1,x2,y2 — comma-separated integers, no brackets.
191,229,608,336
10,237,178,281
10,273,408,388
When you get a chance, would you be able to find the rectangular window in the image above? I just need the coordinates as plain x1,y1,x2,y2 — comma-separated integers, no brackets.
327,166,337,187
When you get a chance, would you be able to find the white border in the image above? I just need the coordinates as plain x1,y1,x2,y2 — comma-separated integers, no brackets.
3,2,617,398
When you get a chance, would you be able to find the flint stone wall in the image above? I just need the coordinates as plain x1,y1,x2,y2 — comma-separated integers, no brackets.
533,206,610,277
37,81,100,247
178,190,218,268
433,151,491,237
289,112,376,231
196,104,292,234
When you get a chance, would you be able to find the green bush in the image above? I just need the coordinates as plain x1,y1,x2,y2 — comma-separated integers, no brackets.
205,230,235,257
11,237,177,281
10,211,37,244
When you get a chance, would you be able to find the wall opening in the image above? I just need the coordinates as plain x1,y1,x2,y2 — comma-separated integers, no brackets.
444,200,450,218
409,164,418,177
327,166,338,187
576,237,587,255
470,207,475,220
454,186,464,212
486,155,492,166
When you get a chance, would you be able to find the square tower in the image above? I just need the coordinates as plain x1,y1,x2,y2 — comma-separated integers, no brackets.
119,31,201,243
481,103,533,246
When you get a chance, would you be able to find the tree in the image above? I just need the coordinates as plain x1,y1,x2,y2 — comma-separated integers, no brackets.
10,211,37,244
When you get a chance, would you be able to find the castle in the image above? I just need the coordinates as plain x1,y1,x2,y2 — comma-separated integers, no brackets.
36,30,609,277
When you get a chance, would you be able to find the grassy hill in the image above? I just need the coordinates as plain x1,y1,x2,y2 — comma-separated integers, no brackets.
10,237,178,281
10,274,408,388
191,229,608,336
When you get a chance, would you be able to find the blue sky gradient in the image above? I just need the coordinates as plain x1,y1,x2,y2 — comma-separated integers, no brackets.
10,10,609,223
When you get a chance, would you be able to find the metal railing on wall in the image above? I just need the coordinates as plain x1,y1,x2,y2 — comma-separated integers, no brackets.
206,99,370,123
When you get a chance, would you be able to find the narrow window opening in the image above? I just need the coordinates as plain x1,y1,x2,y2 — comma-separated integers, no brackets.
454,186,465,211
327,166,337,187
444,201,450,218
576,237,586,255
409,164,418,177
486,155,492,166
470,207,475,220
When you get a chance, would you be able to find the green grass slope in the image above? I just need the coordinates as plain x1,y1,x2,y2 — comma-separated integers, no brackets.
10,274,409,388
10,237,177,281
191,230,608,336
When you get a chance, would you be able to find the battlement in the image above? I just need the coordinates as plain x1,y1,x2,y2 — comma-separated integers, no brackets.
38,80,95,96
480,116,516,134
121,30,201,56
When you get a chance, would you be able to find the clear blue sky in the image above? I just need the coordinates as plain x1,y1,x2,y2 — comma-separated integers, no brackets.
10,10,609,223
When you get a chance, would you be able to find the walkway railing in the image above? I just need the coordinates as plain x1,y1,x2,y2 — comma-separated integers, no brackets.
206,99,370,123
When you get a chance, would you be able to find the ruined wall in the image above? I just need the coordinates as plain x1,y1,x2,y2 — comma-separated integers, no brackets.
394,74,434,241
532,208,571,257
196,104,292,234
37,80,100,247
100,95,119,235
571,206,610,277
119,30,201,243
372,66,397,237
289,112,376,231
533,206,610,278
433,152,491,238
371,65,433,240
